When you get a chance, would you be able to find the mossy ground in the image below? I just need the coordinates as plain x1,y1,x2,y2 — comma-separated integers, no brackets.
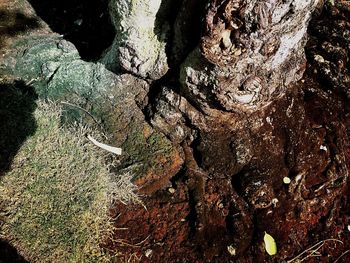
0,99,139,262
121,123,174,180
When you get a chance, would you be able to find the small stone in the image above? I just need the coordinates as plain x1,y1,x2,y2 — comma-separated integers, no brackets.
314,54,325,63
347,225,350,232
227,244,236,256
271,198,279,207
283,177,291,184
74,19,83,26
168,187,175,194
320,145,327,152
145,249,153,258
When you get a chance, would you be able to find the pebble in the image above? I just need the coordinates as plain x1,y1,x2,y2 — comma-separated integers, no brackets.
74,18,83,26
283,177,291,184
320,145,327,152
145,249,153,258
168,187,175,194
227,245,236,256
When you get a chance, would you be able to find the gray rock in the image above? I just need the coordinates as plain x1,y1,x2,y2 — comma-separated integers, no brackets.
101,0,169,80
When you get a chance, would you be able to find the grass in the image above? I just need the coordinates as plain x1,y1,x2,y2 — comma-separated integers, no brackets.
0,100,139,262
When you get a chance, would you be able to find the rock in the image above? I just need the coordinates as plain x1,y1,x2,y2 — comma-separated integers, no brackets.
0,0,183,195
151,87,202,144
101,0,169,80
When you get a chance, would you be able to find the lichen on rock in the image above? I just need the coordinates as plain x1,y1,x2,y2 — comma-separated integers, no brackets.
0,18,182,196
101,0,169,80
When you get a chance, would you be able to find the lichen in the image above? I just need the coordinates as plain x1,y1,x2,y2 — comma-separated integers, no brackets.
101,0,169,79
121,123,174,179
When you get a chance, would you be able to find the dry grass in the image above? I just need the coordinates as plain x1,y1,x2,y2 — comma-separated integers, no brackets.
0,101,139,262
287,239,344,263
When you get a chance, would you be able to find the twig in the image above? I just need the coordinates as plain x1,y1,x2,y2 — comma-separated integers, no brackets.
334,249,350,263
133,235,150,246
113,235,150,248
60,101,106,136
87,135,122,155
113,240,142,248
25,78,39,86
298,242,324,262
287,239,343,263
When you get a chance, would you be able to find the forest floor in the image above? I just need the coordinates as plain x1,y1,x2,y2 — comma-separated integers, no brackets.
1,1,350,263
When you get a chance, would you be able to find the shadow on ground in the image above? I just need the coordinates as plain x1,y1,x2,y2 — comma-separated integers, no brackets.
0,10,40,50
27,0,114,61
0,80,37,263
0,240,28,263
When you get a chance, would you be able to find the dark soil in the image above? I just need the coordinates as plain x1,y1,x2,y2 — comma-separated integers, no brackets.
0,81,37,262
108,77,350,262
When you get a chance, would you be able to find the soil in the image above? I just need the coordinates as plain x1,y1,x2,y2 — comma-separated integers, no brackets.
109,77,350,262
1,1,350,263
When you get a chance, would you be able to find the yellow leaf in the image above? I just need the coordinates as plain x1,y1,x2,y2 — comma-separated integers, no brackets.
264,232,277,256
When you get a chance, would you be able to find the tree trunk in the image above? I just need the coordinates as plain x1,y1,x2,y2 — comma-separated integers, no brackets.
1,0,350,262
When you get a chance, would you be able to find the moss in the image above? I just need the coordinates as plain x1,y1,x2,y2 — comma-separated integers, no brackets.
0,101,139,263
121,123,174,178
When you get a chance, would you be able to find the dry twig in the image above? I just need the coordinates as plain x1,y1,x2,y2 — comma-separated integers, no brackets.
87,135,122,155
287,239,343,263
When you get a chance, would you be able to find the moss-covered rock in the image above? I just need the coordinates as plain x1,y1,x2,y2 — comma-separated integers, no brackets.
0,0,182,262
0,0,182,196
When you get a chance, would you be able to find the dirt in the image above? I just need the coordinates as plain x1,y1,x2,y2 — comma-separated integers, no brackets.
108,77,350,262
1,1,350,263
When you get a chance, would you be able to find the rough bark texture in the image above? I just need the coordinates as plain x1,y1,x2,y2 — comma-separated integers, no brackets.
101,0,170,79
1,0,350,262
110,1,350,262
180,0,320,113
